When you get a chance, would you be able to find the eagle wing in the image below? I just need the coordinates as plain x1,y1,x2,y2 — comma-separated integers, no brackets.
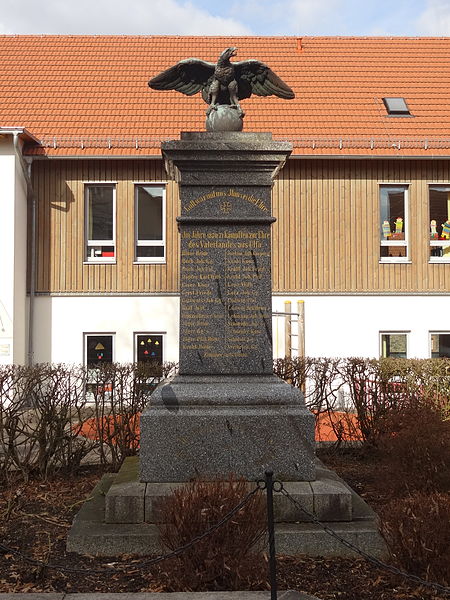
149,58,215,97
234,60,295,100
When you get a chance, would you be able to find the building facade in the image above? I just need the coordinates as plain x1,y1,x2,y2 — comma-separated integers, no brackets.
1,36,450,365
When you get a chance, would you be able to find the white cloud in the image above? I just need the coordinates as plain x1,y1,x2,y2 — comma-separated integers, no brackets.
0,0,253,35
416,0,450,35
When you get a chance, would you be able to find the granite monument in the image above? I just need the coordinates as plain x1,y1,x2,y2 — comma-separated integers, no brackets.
67,49,386,558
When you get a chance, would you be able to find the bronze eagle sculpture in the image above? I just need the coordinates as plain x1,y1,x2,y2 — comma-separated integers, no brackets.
148,47,295,125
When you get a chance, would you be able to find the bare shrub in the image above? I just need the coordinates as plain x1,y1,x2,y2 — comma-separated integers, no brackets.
157,476,267,591
273,356,312,390
0,361,177,480
88,361,174,469
0,364,98,480
275,357,356,445
376,398,450,495
381,492,450,586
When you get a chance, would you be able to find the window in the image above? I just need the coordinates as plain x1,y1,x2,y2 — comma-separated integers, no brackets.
84,334,114,398
380,333,408,358
85,334,114,367
85,184,116,262
428,186,450,261
382,97,411,116
135,333,163,364
379,185,409,261
135,184,165,262
430,333,450,358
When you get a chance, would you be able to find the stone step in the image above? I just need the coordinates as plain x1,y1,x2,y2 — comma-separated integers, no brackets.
68,475,387,558
104,457,353,525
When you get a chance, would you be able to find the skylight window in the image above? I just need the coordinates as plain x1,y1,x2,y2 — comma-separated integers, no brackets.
382,97,411,116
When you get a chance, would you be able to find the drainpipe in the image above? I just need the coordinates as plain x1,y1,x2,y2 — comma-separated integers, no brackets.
13,132,36,366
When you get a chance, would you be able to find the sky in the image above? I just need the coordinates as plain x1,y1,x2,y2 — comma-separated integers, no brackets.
1,0,450,36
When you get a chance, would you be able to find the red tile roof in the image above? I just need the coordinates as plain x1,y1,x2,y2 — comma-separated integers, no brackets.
1,35,450,156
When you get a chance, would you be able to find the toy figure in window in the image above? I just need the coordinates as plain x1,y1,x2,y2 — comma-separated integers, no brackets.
442,220,450,239
430,219,438,239
391,217,404,240
382,220,391,238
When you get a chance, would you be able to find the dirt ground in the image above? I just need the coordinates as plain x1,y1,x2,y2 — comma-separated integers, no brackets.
0,451,448,599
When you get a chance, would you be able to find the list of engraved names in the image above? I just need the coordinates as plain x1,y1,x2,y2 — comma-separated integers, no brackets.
180,227,271,360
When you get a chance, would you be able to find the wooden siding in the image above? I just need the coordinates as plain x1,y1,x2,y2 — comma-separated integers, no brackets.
273,159,450,293
34,158,450,294
33,160,179,294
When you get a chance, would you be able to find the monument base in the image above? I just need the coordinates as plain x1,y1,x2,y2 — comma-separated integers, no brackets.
67,456,387,559
139,375,316,483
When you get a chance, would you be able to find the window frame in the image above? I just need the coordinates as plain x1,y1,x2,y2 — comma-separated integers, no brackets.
382,97,412,117
84,183,117,264
429,331,450,359
379,184,410,263
428,184,450,263
379,331,409,358
134,182,166,264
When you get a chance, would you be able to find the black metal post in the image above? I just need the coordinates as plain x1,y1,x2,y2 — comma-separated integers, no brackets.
265,470,277,600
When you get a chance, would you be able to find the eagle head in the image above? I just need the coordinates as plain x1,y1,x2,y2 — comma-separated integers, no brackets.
220,47,237,61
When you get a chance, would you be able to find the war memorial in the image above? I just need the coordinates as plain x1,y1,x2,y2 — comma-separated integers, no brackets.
68,48,385,558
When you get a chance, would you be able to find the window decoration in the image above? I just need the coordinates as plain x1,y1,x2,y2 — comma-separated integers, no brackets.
135,184,165,262
379,185,409,261
136,334,163,364
85,334,113,367
429,186,450,261
85,184,116,261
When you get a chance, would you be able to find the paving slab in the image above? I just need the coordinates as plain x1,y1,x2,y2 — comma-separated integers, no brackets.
0,596,64,600
0,592,322,600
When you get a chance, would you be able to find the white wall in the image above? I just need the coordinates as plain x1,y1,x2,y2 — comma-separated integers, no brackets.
0,138,27,365
32,293,450,364
13,143,28,365
272,295,450,359
33,295,180,364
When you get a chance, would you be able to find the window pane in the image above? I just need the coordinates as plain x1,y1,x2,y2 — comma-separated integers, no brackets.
381,334,407,358
136,334,163,363
88,186,114,241
86,335,113,367
380,187,405,241
431,333,450,358
136,246,165,258
137,186,163,241
429,187,450,259
380,246,407,258
382,97,410,115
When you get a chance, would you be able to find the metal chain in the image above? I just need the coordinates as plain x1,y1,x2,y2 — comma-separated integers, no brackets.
0,485,260,575
278,484,450,596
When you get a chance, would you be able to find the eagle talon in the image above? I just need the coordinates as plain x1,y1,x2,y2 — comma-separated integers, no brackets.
206,105,218,116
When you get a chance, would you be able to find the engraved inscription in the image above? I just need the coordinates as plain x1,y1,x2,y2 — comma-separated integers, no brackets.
183,188,269,214
180,226,272,367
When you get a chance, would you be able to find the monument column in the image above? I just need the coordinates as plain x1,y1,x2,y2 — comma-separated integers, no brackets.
140,132,315,483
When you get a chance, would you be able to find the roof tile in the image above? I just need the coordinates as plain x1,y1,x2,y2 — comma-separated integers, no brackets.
1,35,450,156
